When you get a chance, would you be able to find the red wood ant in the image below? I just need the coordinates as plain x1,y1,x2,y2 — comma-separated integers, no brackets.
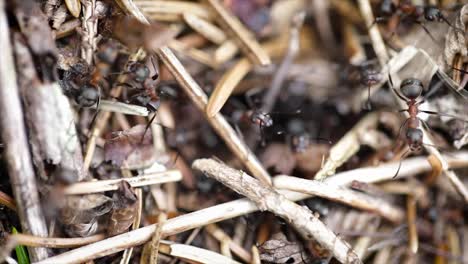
388,74,468,177
343,61,382,110
373,0,464,43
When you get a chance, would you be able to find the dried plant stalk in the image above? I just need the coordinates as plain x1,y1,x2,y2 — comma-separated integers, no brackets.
273,176,404,223
81,0,98,64
94,100,149,116
35,153,468,264
205,0,271,66
315,113,379,180
0,1,49,260
193,159,360,263
155,46,271,185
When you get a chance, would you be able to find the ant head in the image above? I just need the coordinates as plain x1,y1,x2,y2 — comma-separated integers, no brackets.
76,85,99,107
360,68,382,86
424,6,443,22
400,78,423,99
251,110,273,127
128,62,149,83
406,128,423,151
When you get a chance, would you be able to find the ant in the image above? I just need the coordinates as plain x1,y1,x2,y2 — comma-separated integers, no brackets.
119,57,178,141
231,92,301,146
372,0,463,43
388,74,468,177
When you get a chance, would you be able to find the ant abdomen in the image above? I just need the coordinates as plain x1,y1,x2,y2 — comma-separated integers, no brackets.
424,6,443,22
75,85,100,107
400,78,423,99
405,128,423,151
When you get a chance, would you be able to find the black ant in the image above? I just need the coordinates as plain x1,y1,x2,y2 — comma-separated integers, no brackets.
388,74,468,177
231,92,301,146
119,57,178,141
373,0,463,43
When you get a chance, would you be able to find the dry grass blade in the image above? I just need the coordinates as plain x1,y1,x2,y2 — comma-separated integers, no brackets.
214,39,239,64
64,170,182,194
205,0,271,66
115,0,149,24
94,100,149,116
155,46,271,185
149,213,167,264
192,158,361,264
169,39,220,68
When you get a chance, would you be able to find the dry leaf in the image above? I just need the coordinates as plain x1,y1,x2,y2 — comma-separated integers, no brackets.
104,125,157,169
107,181,138,236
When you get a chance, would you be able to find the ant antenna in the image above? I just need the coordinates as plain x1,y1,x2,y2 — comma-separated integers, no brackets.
393,148,411,178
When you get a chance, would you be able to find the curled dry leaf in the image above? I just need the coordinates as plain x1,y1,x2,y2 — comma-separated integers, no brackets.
104,125,157,169
60,194,113,237
260,143,296,175
107,180,138,236
443,4,468,67
259,233,311,264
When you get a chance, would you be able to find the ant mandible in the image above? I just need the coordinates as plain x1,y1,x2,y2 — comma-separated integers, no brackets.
388,74,467,177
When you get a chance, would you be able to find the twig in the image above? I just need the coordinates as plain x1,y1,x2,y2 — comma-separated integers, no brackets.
314,112,379,180
9,233,104,248
261,11,305,113
0,1,49,260
205,0,271,66
155,46,272,185
273,176,404,223
192,159,361,264
35,152,468,264
64,170,182,195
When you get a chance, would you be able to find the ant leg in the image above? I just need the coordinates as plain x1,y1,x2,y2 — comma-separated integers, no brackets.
396,118,410,141
440,16,465,34
140,111,159,143
150,56,159,80
388,74,409,102
418,110,468,122
88,88,101,133
259,124,266,147
414,21,440,45
363,85,372,111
